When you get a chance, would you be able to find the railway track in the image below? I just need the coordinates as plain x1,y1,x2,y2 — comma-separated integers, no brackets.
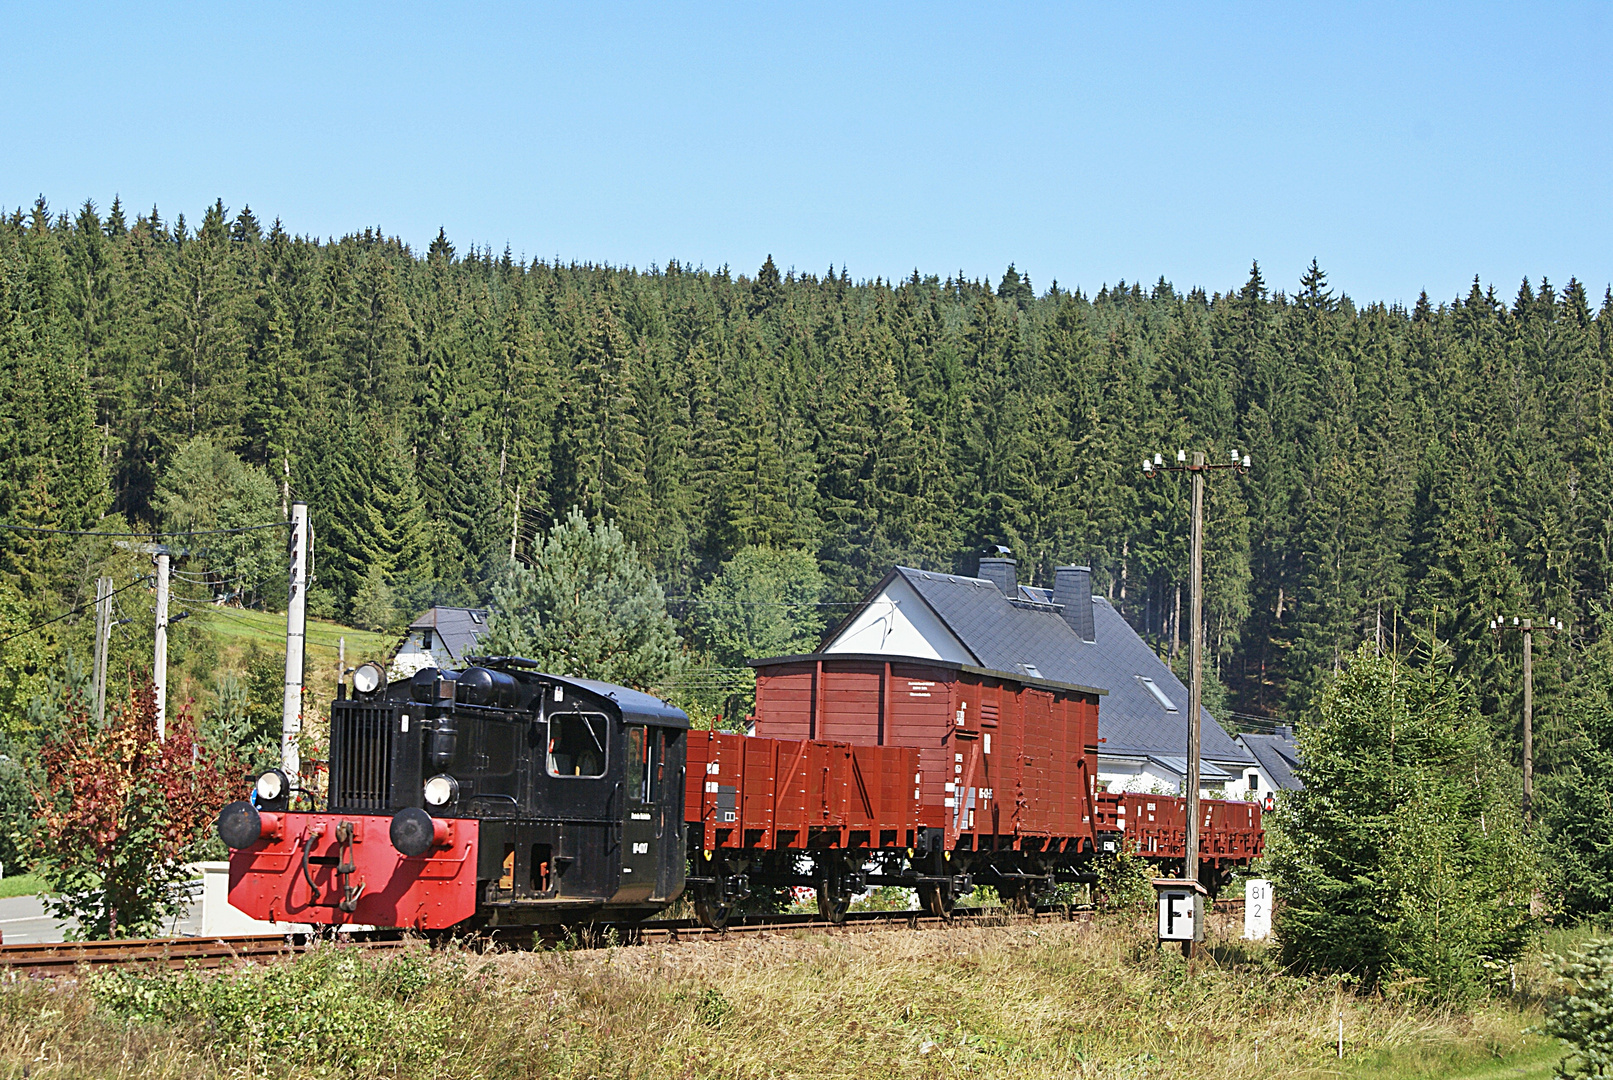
0,896,1247,976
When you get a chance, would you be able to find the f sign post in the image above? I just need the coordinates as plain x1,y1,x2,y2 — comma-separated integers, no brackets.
282,502,308,792
1154,877,1205,945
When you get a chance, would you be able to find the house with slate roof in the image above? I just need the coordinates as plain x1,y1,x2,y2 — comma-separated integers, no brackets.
390,606,490,678
804,556,1255,799
1234,728,1303,805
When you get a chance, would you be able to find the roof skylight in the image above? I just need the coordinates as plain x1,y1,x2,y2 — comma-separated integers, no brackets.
1136,676,1178,712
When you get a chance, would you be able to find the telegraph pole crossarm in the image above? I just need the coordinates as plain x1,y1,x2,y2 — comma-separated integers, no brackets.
1142,446,1251,934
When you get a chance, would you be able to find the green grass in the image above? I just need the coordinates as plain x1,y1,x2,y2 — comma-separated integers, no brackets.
1343,1035,1560,1080
188,606,393,670
183,606,394,705
0,873,42,899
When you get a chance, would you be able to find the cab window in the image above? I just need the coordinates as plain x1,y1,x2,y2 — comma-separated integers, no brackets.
627,725,656,803
546,713,608,778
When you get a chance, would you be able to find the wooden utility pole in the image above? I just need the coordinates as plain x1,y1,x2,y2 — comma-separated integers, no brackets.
92,575,113,726
510,486,521,562
1143,446,1252,899
1185,452,1205,886
282,502,309,791
1522,618,1533,822
1489,612,1563,826
154,551,170,740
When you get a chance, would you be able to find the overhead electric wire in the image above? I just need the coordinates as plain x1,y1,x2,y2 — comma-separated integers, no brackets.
0,521,290,538
0,575,153,648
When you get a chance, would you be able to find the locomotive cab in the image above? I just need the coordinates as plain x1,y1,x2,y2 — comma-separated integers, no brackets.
219,658,688,931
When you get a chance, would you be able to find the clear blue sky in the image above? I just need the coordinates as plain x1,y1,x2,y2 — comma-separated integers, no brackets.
3,3,1608,306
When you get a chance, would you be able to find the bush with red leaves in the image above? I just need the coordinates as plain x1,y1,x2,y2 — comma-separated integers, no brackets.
33,680,239,939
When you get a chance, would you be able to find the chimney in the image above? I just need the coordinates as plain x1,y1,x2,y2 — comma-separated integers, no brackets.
978,554,1017,597
1053,565,1095,642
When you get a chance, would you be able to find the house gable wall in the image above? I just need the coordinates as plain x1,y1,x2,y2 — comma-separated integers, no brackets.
822,575,974,664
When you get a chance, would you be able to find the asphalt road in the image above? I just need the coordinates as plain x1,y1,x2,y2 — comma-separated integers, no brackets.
0,886,207,944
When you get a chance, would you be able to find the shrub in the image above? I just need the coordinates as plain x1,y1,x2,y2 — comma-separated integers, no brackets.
91,945,457,1075
1096,838,1153,912
32,681,238,938
1542,938,1613,1079
1270,646,1538,1000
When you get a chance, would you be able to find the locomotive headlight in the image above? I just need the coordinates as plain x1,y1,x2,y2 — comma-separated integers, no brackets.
423,774,458,807
353,661,386,695
255,768,287,802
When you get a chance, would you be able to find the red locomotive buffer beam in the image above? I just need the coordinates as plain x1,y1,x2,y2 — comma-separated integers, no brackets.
1093,792,1264,865
686,731,922,852
227,812,479,930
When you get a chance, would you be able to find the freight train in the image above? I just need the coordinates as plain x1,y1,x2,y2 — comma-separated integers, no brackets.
216,653,1263,932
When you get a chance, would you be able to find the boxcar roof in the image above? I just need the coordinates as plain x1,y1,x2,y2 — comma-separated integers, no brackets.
745,650,1104,699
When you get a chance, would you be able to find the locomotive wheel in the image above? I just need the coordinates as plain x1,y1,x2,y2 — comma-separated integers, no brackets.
694,896,733,931
918,883,955,920
816,881,852,925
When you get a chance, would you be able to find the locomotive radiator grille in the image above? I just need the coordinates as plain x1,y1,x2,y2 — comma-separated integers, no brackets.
331,704,395,810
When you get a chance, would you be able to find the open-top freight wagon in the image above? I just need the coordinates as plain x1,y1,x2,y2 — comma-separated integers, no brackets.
217,646,1263,932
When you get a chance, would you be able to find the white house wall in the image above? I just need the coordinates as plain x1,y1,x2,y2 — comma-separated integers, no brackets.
823,576,975,664
1099,756,1254,801
389,634,463,679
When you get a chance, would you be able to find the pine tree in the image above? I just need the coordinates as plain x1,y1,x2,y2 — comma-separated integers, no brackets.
484,509,682,691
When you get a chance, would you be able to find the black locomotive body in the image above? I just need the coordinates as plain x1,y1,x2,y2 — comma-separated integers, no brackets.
222,658,688,929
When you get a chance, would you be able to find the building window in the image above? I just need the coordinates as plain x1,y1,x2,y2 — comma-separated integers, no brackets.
547,713,608,778
1247,772,1259,790
1136,676,1179,712
421,629,433,651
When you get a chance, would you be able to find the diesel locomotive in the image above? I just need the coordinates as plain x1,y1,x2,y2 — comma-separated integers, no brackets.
217,659,689,930
218,652,1265,932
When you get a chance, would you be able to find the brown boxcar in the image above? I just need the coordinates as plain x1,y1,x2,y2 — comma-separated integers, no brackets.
703,651,1266,921
753,654,1101,854
727,653,1111,916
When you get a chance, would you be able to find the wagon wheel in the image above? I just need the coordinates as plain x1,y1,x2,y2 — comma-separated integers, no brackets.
816,881,852,925
694,896,733,931
918,883,955,921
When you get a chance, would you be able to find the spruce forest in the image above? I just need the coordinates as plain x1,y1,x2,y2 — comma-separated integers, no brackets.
3,196,1612,850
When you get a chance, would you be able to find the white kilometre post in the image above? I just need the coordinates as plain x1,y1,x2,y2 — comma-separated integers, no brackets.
154,551,170,740
281,502,309,790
